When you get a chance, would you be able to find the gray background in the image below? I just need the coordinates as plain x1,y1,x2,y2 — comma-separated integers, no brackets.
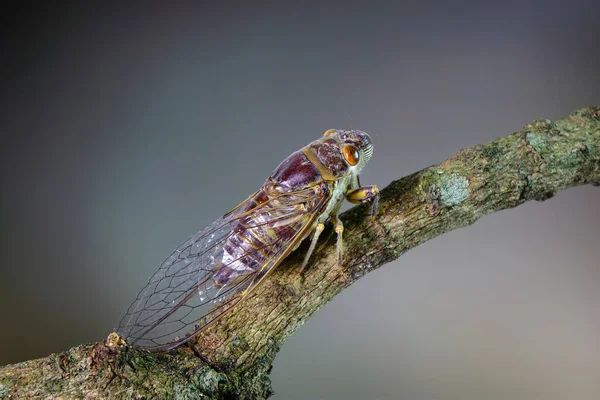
1,2,599,399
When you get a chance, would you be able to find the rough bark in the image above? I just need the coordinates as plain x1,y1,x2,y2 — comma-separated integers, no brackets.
1,107,598,399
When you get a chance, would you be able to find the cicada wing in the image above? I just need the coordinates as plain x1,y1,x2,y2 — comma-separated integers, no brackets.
116,185,331,351
115,196,256,349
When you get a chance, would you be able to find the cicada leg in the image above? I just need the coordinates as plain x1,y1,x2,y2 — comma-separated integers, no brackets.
297,223,325,276
331,215,343,268
295,217,346,285
346,185,378,211
329,215,353,284
298,186,383,278
346,185,385,236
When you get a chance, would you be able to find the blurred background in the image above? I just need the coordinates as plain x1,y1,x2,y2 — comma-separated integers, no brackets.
1,1,599,399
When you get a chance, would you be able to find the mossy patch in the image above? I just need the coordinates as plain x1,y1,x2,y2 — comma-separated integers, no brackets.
554,151,580,169
481,144,502,159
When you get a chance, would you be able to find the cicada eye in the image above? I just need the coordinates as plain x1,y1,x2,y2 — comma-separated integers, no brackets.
343,145,360,166
323,129,337,137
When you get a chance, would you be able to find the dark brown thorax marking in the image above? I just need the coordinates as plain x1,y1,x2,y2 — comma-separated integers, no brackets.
302,139,348,181
313,139,348,177
269,151,321,190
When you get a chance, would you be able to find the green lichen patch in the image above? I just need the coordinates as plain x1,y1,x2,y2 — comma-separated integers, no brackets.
172,383,204,400
439,174,469,206
525,132,548,154
191,366,229,395
0,383,8,399
555,151,581,169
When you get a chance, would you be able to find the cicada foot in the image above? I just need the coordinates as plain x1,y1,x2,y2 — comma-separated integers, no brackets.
371,215,387,238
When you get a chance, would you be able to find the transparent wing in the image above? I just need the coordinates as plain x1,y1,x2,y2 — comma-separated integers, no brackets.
116,185,330,351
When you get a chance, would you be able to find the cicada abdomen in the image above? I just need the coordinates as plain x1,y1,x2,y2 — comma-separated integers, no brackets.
116,129,378,351
214,150,329,286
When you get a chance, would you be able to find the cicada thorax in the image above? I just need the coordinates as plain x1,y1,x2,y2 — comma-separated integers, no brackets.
303,137,350,180
213,150,330,286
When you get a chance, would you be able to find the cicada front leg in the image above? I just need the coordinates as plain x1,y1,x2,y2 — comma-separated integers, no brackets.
346,185,379,218
346,184,386,236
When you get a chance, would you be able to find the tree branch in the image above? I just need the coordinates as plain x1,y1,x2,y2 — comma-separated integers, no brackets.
1,107,598,399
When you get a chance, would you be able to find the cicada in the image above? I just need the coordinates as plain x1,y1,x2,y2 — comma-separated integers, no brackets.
116,129,379,351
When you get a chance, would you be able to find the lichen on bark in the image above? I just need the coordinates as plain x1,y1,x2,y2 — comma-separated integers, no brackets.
1,107,598,399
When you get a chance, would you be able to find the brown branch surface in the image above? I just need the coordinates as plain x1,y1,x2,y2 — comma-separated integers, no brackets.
1,107,599,399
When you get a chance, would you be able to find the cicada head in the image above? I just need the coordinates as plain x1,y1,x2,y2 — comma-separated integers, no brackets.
339,129,373,170
322,129,373,174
